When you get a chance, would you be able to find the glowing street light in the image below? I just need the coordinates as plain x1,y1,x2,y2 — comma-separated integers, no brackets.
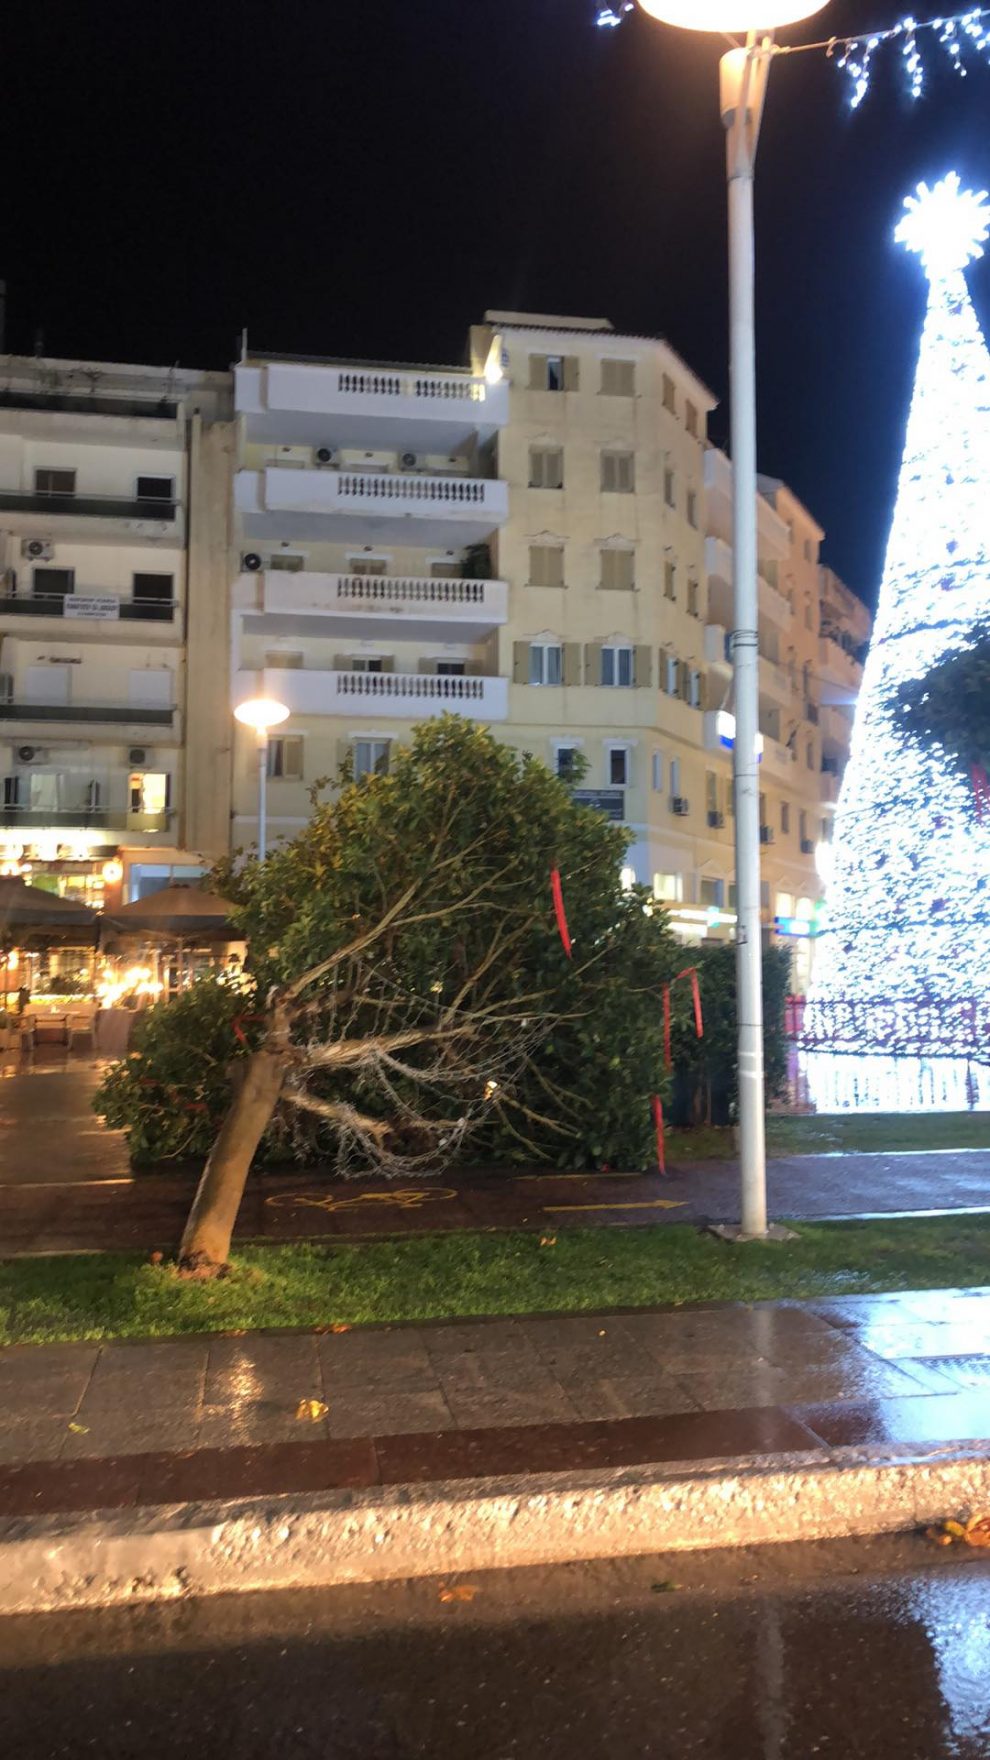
636,2,826,26
234,697,289,860
636,0,831,1239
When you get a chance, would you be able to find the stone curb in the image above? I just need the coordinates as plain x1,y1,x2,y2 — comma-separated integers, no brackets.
2,1442,989,1615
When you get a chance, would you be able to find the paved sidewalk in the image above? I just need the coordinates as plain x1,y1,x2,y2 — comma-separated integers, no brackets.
2,1289,989,1518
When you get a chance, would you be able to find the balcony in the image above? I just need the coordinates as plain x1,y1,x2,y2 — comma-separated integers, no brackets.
704,536,794,629
0,803,171,834
0,491,176,523
0,700,174,727
818,634,863,703
0,593,175,625
759,655,793,707
236,466,509,547
820,771,842,807
238,570,507,643
236,667,508,723
821,704,853,748
760,736,800,781
236,359,508,451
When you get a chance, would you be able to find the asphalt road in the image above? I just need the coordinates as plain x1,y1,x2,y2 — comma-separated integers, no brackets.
3,1537,989,1757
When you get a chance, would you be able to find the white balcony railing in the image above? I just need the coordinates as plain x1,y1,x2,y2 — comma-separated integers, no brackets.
253,571,508,630
704,622,731,667
236,361,509,448
236,667,508,723
236,467,509,544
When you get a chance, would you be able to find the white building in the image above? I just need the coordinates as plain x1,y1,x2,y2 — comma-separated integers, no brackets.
0,354,234,911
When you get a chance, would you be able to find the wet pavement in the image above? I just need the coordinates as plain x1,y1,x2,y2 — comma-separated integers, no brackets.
2,1288,989,1510
2,1536,989,1756
2,1062,990,1254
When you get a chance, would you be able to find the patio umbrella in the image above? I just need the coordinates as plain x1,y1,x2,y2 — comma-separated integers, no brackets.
0,876,97,932
100,884,239,942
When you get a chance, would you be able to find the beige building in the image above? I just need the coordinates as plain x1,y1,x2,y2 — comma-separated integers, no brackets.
0,354,234,913
230,313,870,991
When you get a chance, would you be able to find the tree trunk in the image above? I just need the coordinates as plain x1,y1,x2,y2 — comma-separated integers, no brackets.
178,1049,287,1275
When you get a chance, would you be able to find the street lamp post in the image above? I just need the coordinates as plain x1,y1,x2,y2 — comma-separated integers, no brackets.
234,697,290,861
636,0,828,1237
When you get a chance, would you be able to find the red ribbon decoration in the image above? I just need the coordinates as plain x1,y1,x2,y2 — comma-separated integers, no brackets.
550,867,573,959
972,764,990,822
675,966,704,1042
651,1094,666,1175
232,1013,266,1047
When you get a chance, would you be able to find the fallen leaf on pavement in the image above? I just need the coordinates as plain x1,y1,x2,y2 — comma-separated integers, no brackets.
439,1585,481,1604
651,1580,680,1594
926,1515,990,1548
539,1235,557,1249
331,1324,351,1334
295,1399,329,1421
67,1422,89,1435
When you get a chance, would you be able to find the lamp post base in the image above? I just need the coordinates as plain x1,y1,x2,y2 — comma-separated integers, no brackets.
707,1221,800,1245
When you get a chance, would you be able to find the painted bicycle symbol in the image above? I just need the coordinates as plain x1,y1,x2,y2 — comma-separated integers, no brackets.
264,1187,460,1216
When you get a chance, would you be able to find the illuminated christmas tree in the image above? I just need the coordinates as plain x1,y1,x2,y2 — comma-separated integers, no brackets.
804,174,990,1110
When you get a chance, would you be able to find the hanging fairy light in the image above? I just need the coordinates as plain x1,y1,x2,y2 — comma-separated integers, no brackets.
595,3,634,25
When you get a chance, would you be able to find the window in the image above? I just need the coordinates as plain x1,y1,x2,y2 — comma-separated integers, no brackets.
529,544,565,588
662,373,676,414
436,661,465,676
608,747,629,787
687,578,699,618
430,560,460,580
265,650,304,669
128,772,170,815
349,556,387,576
669,758,681,798
132,572,173,604
763,559,779,590
781,801,791,834
3,776,21,807
530,354,578,392
688,669,702,709
529,446,564,490
600,358,635,397
269,552,306,572
821,817,831,843
804,600,813,631
664,467,676,508
806,739,815,770
685,401,699,438
700,877,724,909
33,567,74,599
353,739,390,781
706,771,718,812
654,872,683,903
652,751,663,793
136,475,174,502
601,450,635,493
601,644,633,687
267,737,304,780
129,862,205,901
600,548,634,591
529,642,563,686
35,468,75,496
351,656,384,674
556,746,578,781
799,810,808,843
663,652,679,695
664,561,676,602
686,489,698,529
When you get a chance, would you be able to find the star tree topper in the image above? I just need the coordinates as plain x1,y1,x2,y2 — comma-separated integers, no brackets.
895,172,990,280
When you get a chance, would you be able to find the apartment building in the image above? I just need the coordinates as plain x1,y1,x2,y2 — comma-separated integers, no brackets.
229,314,869,989
0,354,234,910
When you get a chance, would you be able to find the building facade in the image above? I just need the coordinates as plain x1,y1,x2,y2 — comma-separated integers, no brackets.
0,354,234,913
0,323,869,998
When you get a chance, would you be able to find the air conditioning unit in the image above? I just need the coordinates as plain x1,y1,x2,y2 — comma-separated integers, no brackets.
17,745,49,763
21,538,53,562
129,747,148,767
400,451,421,470
760,825,775,845
314,447,339,467
671,796,690,817
800,837,815,855
242,551,264,573
707,810,725,829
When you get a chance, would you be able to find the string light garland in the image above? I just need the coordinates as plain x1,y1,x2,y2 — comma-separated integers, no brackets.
593,5,990,108
803,174,990,1109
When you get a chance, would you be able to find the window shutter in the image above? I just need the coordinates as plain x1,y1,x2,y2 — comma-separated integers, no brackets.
529,355,546,390
679,661,691,699
418,659,435,676
562,642,582,687
379,656,395,674
697,672,708,710
513,640,529,684
633,645,652,688
585,641,603,684
563,355,580,392
333,654,350,672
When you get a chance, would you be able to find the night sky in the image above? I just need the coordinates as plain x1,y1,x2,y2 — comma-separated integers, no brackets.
4,0,990,604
